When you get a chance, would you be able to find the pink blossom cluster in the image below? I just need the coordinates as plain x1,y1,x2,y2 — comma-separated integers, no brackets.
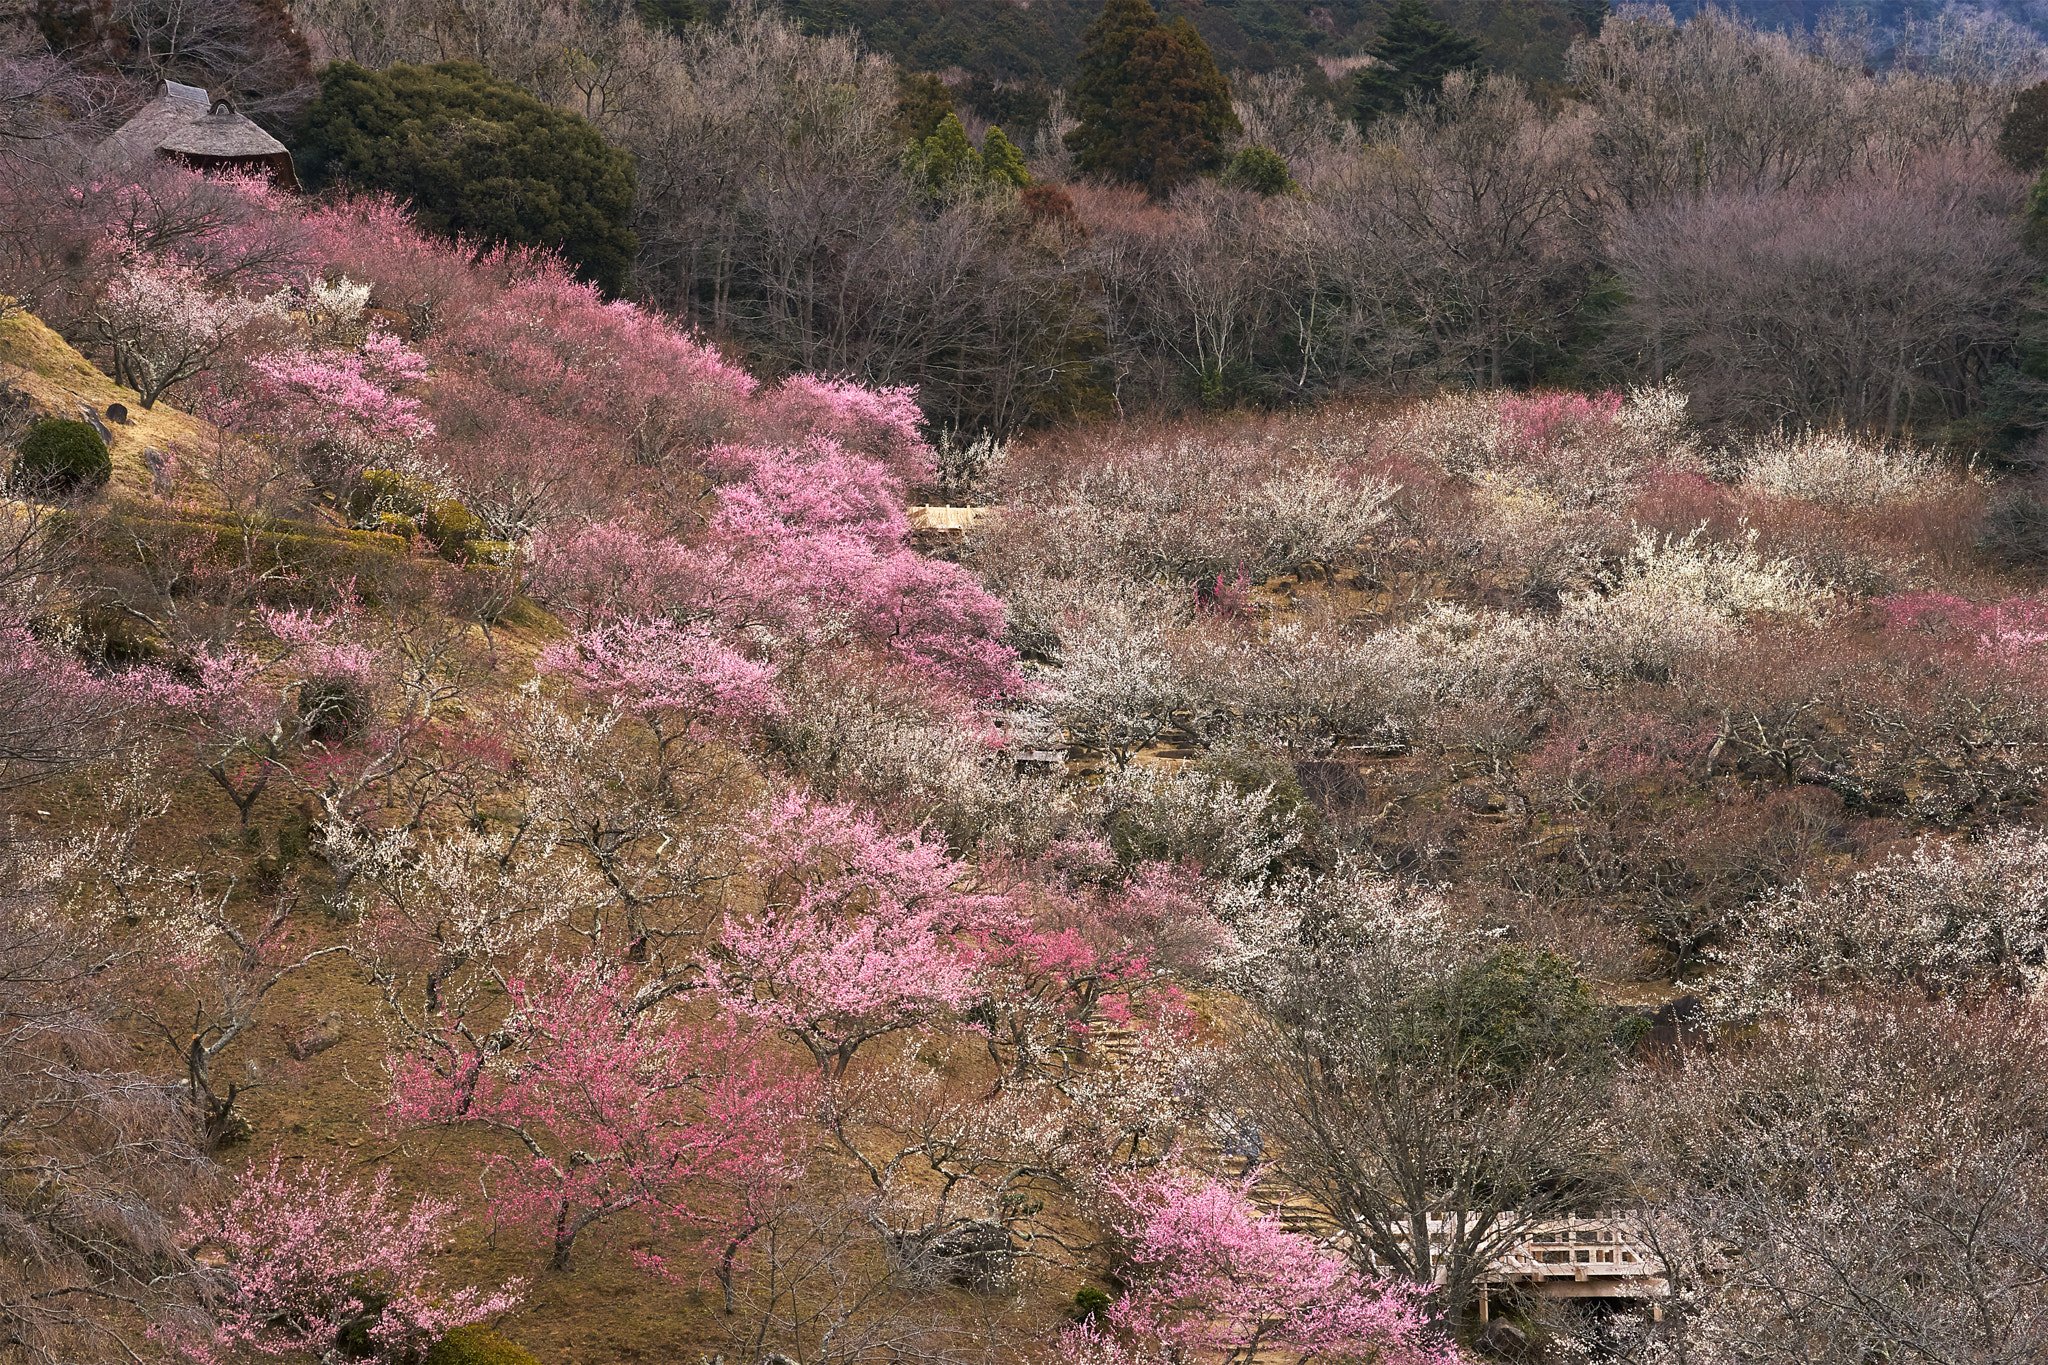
537,616,783,744
170,1154,524,1365
1065,1171,1460,1365
1876,591,2048,658
387,960,809,1270
1498,389,1625,453
712,792,997,1078
1064,1170,1466,1365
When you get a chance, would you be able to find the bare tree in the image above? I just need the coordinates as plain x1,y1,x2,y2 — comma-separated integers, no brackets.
1607,150,2033,431
1230,869,1624,1328
1,837,211,1365
1623,995,2048,1365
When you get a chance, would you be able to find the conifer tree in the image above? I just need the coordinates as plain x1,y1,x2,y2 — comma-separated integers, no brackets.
918,112,983,191
981,126,1031,187
1065,0,1241,197
1352,0,1484,127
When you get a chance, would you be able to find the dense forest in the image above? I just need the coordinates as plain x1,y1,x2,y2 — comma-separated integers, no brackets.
4,2,2048,1365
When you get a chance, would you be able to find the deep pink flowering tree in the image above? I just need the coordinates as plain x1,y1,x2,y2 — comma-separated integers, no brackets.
713,793,996,1079
1068,1171,1459,1365
171,1154,523,1365
975,862,1227,1081
1498,389,1624,454
705,438,911,545
387,960,808,1271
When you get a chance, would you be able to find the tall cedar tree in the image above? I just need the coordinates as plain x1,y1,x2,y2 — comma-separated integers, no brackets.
295,61,638,294
1065,0,1240,198
1353,0,1483,126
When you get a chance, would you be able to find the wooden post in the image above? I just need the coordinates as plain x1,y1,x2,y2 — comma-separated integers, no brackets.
1479,1284,1489,1324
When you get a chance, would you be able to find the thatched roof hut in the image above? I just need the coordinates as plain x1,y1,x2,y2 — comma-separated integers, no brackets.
100,82,299,191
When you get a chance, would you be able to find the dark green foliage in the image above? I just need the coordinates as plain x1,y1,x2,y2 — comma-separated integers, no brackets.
1405,947,1615,1086
1439,0,1604,92
636,0,705,33
2004,81,2048,173
1070,1286,1112,1321
1065,0,1242,197
294,61,638,294
960,75,1052,139
917,112,984,190
346,469,486,561
895,70,957,143
1564,0,1610,39
1221,145,1294,196
980,126,1031,187
785,0,1384,85
13,418,111,493
1353,0,1485,126
424,1327,541,1365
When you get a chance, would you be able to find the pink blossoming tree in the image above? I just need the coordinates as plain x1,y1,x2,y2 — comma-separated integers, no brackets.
387,960,808,1271
713,793,995,1079
1067,1171,1459,1365
172,1154,524,1365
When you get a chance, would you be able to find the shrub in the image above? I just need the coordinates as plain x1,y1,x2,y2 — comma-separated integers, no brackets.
1221,146,1295,196
14,418,111,493
423,1327,540,1365
1740,429,1942,506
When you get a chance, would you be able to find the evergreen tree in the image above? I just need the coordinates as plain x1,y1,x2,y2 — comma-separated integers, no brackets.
895,70,957,143
295,62,638,294
1065,0,1241,197
1352,0,1483,127
1221,145,1294,196
981,126,1031,187
916,112,984,191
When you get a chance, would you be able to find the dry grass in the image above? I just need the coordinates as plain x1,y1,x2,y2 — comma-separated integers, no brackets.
0,311,214,497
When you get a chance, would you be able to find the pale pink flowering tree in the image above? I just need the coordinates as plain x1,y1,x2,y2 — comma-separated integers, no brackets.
713,793,995,1079
89,256,280,408
0,627,141,787
171,1154,524,1365
247,330,434,496
765,375,935,486
1876,592,2048,660
525,521,705,627
537,616,782,754
387,960,809,1271
1068,1172,1459,1365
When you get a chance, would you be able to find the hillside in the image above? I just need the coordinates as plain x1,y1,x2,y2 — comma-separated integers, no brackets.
4,2,2048,1364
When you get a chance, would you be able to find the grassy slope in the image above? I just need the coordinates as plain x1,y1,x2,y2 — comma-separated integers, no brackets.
0,309,214,497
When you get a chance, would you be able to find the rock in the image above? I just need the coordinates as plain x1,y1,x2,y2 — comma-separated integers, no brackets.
288,1011,345,1060
105,402,129,424
77,405,112,443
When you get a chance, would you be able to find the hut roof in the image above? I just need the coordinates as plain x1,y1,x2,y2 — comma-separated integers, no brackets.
100,82,291,165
